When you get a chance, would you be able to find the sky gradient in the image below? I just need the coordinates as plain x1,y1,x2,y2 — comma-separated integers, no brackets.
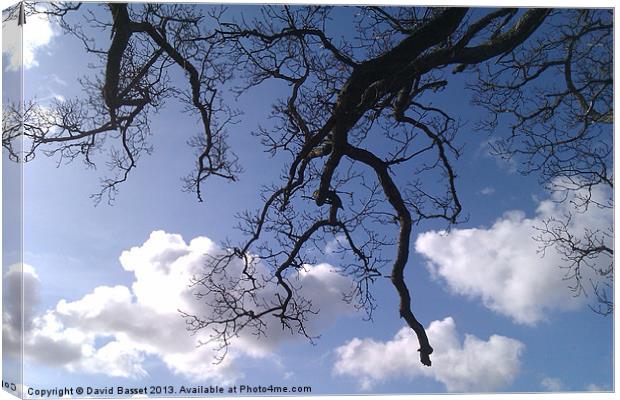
1,3,614,397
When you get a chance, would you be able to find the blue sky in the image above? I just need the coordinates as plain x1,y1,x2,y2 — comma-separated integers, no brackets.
1,3,614,397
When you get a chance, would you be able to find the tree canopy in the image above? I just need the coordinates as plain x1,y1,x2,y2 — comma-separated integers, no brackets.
2,3,613,367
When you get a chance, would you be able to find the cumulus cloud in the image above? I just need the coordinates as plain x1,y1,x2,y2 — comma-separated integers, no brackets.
333,317,524,392
415,184,611,325
2,263,42,357
5,231,355,382
3,12,56,71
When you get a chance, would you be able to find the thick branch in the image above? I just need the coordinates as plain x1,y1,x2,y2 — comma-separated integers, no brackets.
345,143,433,366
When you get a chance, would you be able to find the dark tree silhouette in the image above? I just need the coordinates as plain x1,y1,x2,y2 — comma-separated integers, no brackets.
471,9,613,315
2,3,613,366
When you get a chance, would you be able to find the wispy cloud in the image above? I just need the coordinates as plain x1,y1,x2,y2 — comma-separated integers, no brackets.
477,139,518,174
541,377,564,391
585,383,608,392
478,186,496,195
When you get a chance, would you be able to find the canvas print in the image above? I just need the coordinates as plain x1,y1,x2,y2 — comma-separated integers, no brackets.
1,1,614,397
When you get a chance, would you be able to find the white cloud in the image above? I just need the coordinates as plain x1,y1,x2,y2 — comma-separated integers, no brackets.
77,341,148,379
478,139,518,173
51,74,67,86
541,377,564,391
2,263,42,357
585,383,607,392
324,234,347,255
415,184,611,325
479,187,495,195
333,317,524,392
3,12,56,71
5,231,356,382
